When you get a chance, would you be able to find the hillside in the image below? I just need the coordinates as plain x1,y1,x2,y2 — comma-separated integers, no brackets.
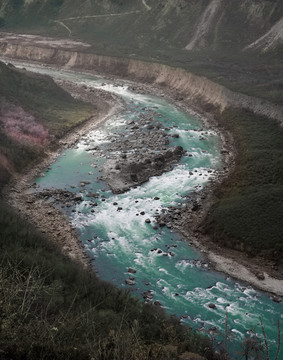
0,60,92,188
1,0,282,54
0,0,282,105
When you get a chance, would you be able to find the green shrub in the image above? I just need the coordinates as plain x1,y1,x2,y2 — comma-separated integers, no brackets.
205,109,283,260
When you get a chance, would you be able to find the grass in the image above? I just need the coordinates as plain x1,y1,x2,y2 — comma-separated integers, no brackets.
204,109,283,260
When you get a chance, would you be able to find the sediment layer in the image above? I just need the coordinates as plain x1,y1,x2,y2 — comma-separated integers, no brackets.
0,33,282,124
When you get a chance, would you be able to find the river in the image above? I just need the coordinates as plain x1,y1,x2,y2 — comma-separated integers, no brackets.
13,63,283,358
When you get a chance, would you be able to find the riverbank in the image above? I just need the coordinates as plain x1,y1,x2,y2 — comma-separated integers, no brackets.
3,61,283,299
3,81,124,268
137,81,283,298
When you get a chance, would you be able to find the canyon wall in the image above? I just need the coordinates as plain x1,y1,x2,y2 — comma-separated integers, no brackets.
1,0,283,55
0,40,282,124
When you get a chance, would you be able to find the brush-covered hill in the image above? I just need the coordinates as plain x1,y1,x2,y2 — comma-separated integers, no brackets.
1,0,282,56
1,0,282,105
0,60,92,189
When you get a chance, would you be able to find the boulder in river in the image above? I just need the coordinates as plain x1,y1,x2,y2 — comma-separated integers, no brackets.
128,268,136,274
272,296,282,303
125,278,135,285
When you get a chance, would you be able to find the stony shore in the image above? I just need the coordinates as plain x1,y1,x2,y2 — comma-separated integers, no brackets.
4,81,123,268
4,63,283,299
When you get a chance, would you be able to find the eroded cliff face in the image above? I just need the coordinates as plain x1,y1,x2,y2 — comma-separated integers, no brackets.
1,0,282,55
0,35,282,124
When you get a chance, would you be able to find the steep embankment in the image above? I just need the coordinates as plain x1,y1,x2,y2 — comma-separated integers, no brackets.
0,35,282,124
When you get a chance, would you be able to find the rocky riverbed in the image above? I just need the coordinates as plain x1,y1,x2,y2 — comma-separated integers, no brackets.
100,111,185,193
4,62,283,299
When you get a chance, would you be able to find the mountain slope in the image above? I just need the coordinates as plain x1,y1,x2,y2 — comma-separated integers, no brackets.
1,0,282,106
1,0,282,55
0,61,92,188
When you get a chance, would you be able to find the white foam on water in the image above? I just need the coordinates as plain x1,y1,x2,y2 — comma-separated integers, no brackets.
185,287,214,302
104,234,132,254
175,260,195,272
159,268,169,275
133,253,149,267
106,253,117,259
216,297,229,304
157,278,170,287
231,329,244,338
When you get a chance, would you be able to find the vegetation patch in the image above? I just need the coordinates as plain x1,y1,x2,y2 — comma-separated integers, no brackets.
0,61,92,189
205,109,283,261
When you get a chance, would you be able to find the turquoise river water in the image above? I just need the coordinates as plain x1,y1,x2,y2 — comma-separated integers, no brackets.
14,63,283,358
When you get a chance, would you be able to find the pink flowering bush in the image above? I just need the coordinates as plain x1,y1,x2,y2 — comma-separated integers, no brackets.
0,102,49,145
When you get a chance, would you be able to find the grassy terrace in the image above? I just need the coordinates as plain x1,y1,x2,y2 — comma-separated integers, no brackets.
205,109,283,262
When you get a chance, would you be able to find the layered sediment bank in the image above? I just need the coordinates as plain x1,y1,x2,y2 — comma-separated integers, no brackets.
0,32,282,124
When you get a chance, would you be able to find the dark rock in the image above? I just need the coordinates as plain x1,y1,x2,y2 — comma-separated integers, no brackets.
143,291,154,299
272,296,282,303
208,303,216,309
128,268,136,274
191,201,200,211
130,174,138,182
256,271,265,280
